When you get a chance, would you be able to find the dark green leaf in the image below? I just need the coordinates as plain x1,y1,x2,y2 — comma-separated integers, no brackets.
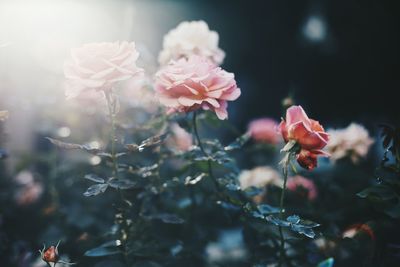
257,204,280,215
84,246,121,257
108,179,136,189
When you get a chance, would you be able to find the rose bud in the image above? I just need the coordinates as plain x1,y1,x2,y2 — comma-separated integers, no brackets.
40,241,60,264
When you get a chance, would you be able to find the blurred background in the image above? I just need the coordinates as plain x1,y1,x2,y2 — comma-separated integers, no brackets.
1,0,400,158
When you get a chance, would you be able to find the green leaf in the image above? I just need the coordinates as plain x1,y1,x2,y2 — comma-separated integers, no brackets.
83,183,108,197
144,213,185,224
257,204,280,215
317,257,334,267
108,179,136,189
84,246,121,257
84,174,105,183
224,132,251,151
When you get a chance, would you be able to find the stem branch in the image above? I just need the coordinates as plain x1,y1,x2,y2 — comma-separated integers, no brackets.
192,112,221,192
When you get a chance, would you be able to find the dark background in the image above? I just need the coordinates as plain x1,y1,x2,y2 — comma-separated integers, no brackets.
161,0,400,129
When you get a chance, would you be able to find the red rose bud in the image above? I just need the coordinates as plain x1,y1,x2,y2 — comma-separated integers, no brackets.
42,246,59,263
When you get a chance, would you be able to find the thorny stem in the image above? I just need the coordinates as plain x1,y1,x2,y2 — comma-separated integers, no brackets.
105,91,118,178
105,90,129,263
192,112,221,192
278,154,290,267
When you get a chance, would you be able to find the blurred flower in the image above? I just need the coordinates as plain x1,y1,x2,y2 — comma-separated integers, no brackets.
155,55,240,120
326,123,374,163
248,118,280,144
121,76,159,112
205,229,247,263
238,166,283,190
14,171,43,206
167,123,193,152
342,223,375,240
158,20,225,66
279,105,329,170
64,42,143,99
287,175,318,200
0,110,8,121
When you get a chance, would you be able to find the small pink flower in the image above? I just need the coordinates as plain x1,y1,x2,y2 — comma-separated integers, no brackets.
64,42,143,99
154,55,240,120
248,118,280,144
279,105,329,170
287,175,318,200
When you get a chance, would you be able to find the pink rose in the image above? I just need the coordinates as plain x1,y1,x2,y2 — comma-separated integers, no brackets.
64,42,143,99
154,55,240,120
287,175,318,200
279,105,329,170
248,118,280,144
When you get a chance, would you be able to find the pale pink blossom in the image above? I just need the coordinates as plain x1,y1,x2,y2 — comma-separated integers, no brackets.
238,166,283,190
248,118,280,144
279,105,329,170
159,20,225,66
155,55,240,120
326,123,374,163
167,123,193,152
64,42,143,99
287,175,318,200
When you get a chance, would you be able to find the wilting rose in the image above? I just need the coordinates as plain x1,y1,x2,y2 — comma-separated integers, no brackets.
155,55,240,120
248,118,280,144
158,20,225,66
287,175,318,200
64,42,143,99
279,105,329,170
167,123,193,152
326,123,374,163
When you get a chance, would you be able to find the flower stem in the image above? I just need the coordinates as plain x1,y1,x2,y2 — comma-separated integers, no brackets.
192,112,221,192
278,154,289,267
105,90,118,178
105,90,129,263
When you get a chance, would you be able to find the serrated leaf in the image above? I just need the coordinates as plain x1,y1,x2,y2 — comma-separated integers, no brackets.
266,215,291,227
287,215,301,224
84,174,105,183
83,183,108,197
291,224,316,238
108,179,136,189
